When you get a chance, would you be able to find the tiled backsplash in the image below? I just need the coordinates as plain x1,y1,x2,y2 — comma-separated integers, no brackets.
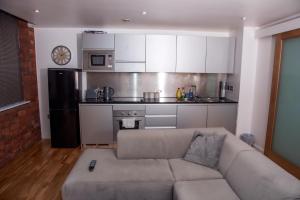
87,72,227,97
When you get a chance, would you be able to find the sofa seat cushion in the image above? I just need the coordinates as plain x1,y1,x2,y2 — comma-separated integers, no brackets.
169,159,223,181
62,149,174,200
174,179,240,200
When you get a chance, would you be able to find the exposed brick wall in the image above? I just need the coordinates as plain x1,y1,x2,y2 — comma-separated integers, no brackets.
0,20,41,168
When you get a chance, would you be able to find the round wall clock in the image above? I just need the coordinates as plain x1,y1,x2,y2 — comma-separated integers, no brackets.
51,45,71,65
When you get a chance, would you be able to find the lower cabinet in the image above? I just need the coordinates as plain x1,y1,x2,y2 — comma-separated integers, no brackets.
177,104,237,133
78,103,238,146
177,105,207,128
145,104,177,129
79,104,113,145
207,104,237,133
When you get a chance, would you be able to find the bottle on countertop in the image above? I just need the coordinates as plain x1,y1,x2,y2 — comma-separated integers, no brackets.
188,88,193,99
181,87,185,99
176,88,182,100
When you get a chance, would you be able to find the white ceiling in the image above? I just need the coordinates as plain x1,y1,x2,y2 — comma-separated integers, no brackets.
1,0,300,31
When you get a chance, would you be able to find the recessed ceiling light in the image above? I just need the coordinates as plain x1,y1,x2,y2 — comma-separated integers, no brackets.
142,11,147,15
34,9,40,13
122,18,130,22
241,16,247,21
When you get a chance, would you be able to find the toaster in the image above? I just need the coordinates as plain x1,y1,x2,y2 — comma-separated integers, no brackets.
86,88,100,99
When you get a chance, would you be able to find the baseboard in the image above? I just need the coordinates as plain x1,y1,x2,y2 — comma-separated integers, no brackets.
254,144,264,153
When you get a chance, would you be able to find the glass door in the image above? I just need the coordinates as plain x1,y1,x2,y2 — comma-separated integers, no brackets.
265,29,300,179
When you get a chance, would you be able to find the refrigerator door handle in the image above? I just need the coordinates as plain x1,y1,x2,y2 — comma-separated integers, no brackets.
75,72,79,90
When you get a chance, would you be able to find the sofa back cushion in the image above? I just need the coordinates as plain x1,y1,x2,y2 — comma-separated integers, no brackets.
226,150,300,200
117,127,254,175
217,130,253,175
117,129,195,159
117,127,252,164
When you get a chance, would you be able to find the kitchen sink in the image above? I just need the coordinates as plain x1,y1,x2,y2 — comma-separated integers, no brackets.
194,97,222,103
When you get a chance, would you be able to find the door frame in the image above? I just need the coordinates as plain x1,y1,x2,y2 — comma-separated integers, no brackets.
265,29,300,179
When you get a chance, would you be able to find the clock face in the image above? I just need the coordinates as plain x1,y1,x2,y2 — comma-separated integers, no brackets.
51,45,71,65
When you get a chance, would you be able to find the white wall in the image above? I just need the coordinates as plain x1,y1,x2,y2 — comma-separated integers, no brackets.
35,27,231,139
35,28,83,139
250,17,300,151
250,37,275,151
235,27,258,138
237,16,300,151
256,16,300,38
226,27,244,102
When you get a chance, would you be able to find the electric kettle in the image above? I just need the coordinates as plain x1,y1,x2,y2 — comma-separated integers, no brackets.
219,81,226,99
103,86,114,101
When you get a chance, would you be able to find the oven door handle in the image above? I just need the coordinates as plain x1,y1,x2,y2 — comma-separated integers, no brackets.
116,119,142,122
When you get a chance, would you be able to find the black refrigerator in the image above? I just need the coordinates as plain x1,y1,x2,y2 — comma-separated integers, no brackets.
48,68,81,147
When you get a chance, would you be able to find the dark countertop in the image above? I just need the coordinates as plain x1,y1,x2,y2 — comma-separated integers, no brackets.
80,97,238,104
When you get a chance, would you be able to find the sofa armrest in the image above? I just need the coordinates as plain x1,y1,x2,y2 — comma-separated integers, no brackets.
226,150,300,200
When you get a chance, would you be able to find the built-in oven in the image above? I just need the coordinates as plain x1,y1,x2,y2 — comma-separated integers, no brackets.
83,50,114,71
113,110,145,142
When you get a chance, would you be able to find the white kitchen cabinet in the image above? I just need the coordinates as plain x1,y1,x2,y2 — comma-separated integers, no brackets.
206,37,235,73
146,104,177,115
146,35,177,72
176,36,206,73
207,104,237,133
79,104,113,145
115,63,145,72
177,105,207,128
82,33,115,50
115,34,146,63
145,104,177,128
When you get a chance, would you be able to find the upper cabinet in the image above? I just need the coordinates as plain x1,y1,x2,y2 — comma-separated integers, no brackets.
81,32,236,74
146,35,176,72
115,34,145,62
206,37,235,73
114,63,145,72
176,36,206,73
115,34,146,72
82,33,115,50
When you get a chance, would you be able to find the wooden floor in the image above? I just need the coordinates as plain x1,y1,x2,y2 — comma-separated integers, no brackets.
0,140,82,200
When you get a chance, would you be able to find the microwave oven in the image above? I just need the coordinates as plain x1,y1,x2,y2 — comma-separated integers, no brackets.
83,50,114,71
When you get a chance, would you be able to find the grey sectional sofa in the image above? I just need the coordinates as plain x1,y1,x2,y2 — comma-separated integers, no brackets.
62,128,300,200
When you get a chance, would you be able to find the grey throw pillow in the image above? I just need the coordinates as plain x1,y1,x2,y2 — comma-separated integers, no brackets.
184,131,226,168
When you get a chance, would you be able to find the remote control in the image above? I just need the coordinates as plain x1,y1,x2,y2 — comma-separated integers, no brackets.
89,160,97,172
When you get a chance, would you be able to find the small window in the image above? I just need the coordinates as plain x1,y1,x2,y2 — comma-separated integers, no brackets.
0,10,23,108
